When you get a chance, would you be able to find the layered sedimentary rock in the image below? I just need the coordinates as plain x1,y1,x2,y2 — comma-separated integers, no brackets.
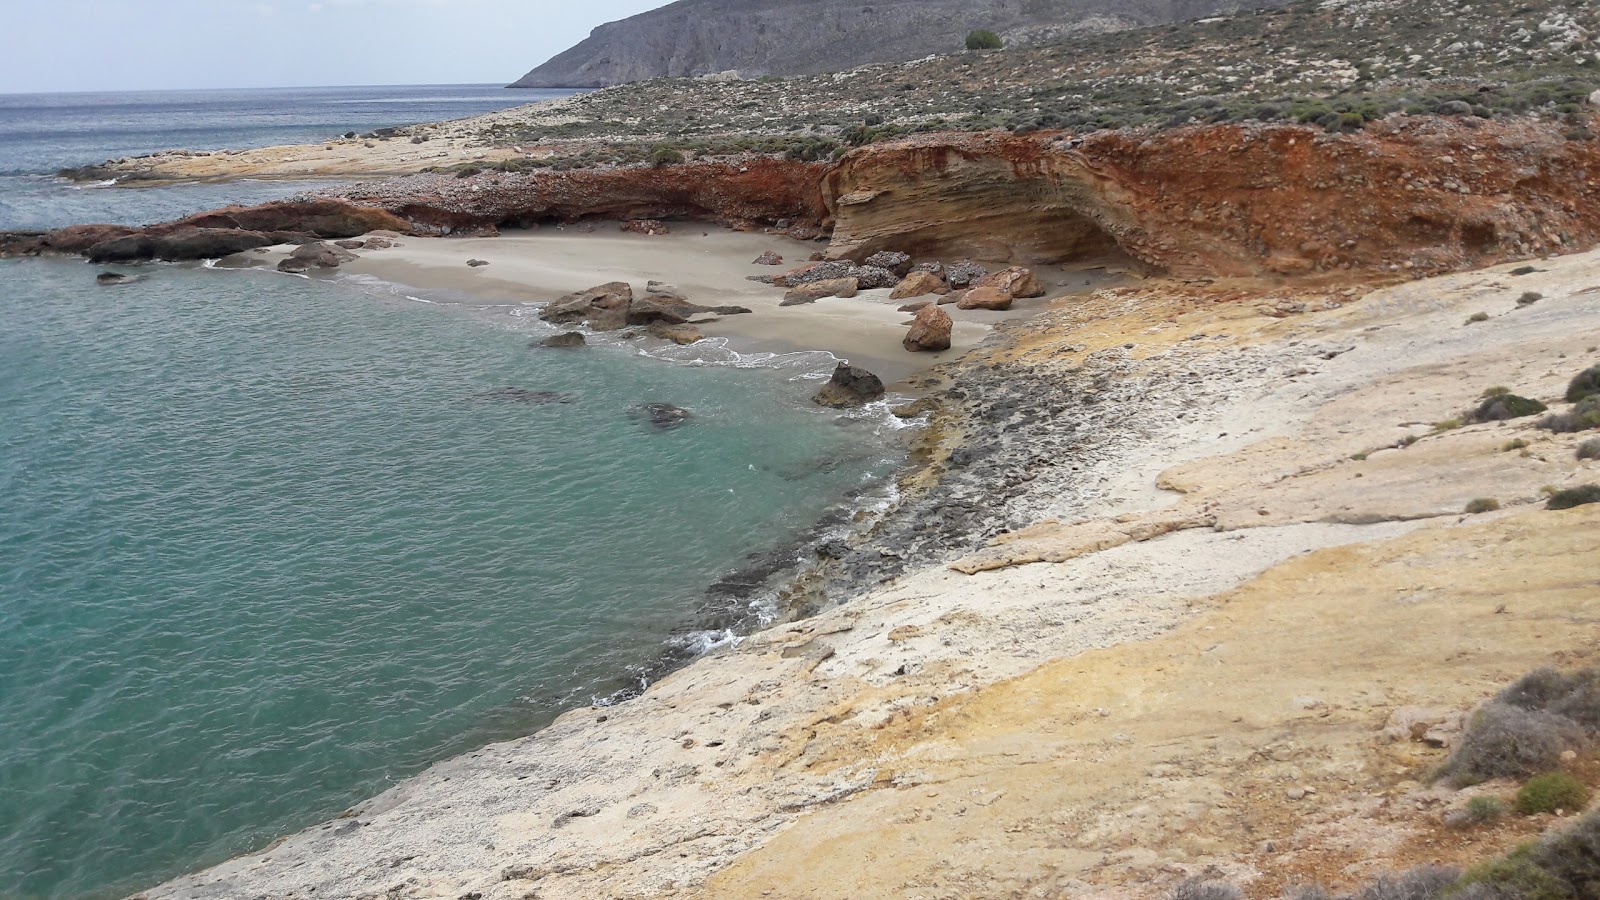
2,201,410,263
823,120,1600,277
334,159,829,236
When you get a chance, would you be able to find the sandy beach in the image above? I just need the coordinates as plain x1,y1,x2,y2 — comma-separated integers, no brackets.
232,227,1130,386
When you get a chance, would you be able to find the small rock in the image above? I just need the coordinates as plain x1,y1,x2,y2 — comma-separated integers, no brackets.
781,277,858,306
945,260,988,289
890,270,949,301
864,250,913,276
976,266,1045,299
620,219,669,236
537,332,586,348
633,403,693,429
752,251,784,266
95,272,138,286
1286,787,1308,801
466,259,489,267
647,322,704,345
956,285,1014,311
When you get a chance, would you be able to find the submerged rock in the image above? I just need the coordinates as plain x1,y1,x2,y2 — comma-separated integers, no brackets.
477,388,578,404
95,271,140,286
537,332,587,348
646,322,705,345
633,402,693,429
812,362,885,408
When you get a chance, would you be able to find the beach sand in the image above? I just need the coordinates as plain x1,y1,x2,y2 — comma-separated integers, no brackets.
238,227,1129,386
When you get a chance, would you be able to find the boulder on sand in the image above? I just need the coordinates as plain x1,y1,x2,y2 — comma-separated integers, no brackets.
781,277,858,306
466,258,490,267
647,322,705,345
752,251,784,266
540,282,635,325
903,304,953,352
812,362,885,408
890,270,948,300
957,285,1015,311
865,250,913,276
945,260,988,289
976,266,1045,299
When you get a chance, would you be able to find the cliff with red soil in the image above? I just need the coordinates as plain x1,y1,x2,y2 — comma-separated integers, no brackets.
823,118,1600,278
9,118,1600,281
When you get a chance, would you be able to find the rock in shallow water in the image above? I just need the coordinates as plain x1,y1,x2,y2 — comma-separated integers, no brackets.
536,332,586,348
95,271,139,286
812,362,885,408
632,403,693,429
477,388,577,404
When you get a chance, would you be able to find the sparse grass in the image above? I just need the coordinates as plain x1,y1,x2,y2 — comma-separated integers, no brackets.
1536,396,1600,434
1503,438,1531,452
1465,498,1501,514
1482,386,1513,399
1578,439,1600,461
1351,451,1370,461
1517,772,1591,816
1435,417,1466,432
965,29,1004,52
1466,312,1491,324
1518,291,1545,306
1465,795,1508,825
1547,484,1600,510
1167,879,1242,900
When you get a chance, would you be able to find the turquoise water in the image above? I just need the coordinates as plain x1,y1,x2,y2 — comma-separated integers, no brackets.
0,259,903,898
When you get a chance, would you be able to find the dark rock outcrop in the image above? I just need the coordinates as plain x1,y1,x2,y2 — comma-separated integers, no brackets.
537,332,588,348
633,403,693,429
509,0,1291,88
812,362,885,408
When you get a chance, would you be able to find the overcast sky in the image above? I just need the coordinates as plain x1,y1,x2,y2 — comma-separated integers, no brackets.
0,0,672,94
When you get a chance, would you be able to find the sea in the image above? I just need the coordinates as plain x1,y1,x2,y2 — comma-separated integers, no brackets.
0,86,908,899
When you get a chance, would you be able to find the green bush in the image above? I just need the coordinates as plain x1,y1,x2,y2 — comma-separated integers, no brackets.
1504,438,1531,452
1579,439,1600,461
1466,795,1508,825
648,147,686,167
1475,394,1549,422
1439,702,1587,786
1516,772,1591,815
1465,498,1501,514
1538,396,1600,434
965,29,1004,51
1569,365,1600,403
1548,484,1600,510
1466,312,1490,324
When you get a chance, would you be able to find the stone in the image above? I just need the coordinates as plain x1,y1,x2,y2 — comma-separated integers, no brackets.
1380,707,1461,745
621,219,669,236
898,300,933,312
540,282,634,325
976,266,1045,299
95,272,138,286
363,237,396,250
538,332,587,348
945,260,988,289
864,250,913,276
956,285,1014,311
627,294,713,326
466,259,490,267
633,403,692,429
752,251,784,266
277,257,313,274
891,398,938,418
890,270,949,300
938,290,966,305
812,362,885,408
903,304,953,352
644,281,689,302
335,239,366,250
290,241,357,268
647,322,704,345
782,277,858,306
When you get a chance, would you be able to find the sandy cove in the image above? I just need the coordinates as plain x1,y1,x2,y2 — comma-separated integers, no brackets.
231,228,1131,386
139,243,1600,899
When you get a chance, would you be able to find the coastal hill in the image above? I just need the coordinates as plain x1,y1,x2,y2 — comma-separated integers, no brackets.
508,0,1293,88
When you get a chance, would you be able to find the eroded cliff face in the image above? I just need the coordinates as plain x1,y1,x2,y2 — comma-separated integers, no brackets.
333,158,830,235
823,119,1600,278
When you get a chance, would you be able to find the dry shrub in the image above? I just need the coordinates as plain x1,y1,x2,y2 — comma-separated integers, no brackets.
1439,702,1587,786
1168,879,1243,900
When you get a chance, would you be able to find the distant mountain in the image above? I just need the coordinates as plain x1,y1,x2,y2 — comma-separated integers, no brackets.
510,0,1292,89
